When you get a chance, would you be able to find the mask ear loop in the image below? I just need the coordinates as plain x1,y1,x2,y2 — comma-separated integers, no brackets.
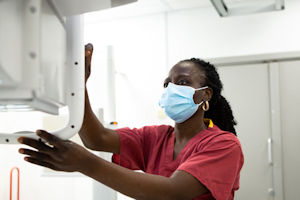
194,86,209,107
195,86,208,91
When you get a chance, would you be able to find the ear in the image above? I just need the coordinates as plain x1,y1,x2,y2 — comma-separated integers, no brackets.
203,87,213,101
193,88,213,104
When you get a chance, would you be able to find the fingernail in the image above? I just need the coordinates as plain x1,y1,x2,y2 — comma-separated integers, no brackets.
36,130,41,135
18,138,23,143
24,157,28,161
19,149,24,153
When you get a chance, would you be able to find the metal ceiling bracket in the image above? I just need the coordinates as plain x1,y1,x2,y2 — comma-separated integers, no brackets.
275,0,285,10
211,0,285,17
210,0,228,17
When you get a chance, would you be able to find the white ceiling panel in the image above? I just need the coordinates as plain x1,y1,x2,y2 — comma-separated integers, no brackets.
162,0,212,10
85,0,285,22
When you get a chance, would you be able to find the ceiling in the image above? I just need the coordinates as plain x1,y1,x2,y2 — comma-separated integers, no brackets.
85,0,213,21
85,0,282,21
128,0,276,11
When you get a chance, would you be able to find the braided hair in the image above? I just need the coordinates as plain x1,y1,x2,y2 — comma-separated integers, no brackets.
180,58,237,135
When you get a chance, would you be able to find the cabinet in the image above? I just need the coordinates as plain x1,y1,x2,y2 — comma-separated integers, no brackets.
217,60,300,200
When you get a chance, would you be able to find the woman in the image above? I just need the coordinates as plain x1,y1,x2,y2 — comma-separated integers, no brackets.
18,44,244,200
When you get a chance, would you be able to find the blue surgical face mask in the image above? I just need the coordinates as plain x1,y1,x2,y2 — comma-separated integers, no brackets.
158,82,208,123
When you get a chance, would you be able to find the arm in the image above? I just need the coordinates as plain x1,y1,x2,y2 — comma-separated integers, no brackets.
18,131,208,200
79,44,119,153
82,153,208,200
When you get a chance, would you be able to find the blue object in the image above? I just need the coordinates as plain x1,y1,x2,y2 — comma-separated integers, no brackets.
159,83,208,123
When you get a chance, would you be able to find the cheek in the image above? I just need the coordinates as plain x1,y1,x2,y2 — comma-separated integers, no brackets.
193,92,203,104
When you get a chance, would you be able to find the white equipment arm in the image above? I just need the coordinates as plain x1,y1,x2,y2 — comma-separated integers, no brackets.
0,0,137,144
0,16,84,144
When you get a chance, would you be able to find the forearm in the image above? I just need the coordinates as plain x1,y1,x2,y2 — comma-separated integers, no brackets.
78,88,107,150
80,153,181,200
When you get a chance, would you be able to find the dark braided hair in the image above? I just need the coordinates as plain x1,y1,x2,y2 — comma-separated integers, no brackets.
180,58,237,135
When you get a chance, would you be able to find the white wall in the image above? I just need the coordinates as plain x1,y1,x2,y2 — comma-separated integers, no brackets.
168,0,300,63
84,13,173,128
84,0,300,127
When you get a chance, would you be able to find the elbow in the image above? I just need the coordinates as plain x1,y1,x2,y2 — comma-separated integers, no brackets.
82,142,94,150
81,140,100,151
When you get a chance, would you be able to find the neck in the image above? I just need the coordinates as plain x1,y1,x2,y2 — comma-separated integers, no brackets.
174,110,207,143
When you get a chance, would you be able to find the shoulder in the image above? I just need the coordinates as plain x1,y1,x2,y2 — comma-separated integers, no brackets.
140,125,174,134
139,125,174,142
201,125,242,152
116,125,174,138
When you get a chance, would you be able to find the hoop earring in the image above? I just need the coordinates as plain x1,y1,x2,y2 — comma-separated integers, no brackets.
202,101,209,111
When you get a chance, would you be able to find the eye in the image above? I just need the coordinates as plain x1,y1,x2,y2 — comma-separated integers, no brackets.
177,79,189,86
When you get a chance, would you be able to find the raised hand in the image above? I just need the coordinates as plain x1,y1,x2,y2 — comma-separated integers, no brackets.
18,130,92,172
85,43,94,83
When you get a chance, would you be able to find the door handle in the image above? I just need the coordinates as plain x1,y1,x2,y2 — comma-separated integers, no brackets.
268,138,273,166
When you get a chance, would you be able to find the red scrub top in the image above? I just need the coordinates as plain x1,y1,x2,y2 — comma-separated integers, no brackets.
112,119,244,200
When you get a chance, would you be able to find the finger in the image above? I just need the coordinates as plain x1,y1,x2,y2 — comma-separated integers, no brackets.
85,44,93,62
36,130,63,147
85,50,91,57
84,43,94,83
85,43,93,52
18,137,53,153
24,157,58,171
85,44,93,57
19,148,53,162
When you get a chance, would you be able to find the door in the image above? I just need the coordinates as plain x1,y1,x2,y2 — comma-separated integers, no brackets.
217,64,274,200
278,60,300,200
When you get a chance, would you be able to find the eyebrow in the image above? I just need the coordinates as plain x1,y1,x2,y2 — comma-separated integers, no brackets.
173,74,192,80
164,74,193,83
177,74,190,78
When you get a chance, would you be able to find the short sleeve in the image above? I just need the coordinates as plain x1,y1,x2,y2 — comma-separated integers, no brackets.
177,139,244,200
112,127,146,171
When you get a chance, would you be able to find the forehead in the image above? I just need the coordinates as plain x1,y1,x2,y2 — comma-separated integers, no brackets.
169,61,205,81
